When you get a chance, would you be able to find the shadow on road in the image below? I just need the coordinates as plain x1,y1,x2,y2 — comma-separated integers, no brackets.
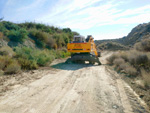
51,62,100,71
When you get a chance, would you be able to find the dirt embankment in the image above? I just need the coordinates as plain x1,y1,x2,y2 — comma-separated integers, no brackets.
0,52,149,113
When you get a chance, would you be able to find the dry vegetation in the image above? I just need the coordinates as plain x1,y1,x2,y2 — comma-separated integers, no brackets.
107,38,150,108
107,49,150,88
97,42,129,51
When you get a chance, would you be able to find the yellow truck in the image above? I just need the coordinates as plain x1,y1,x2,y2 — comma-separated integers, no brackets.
66,35,101,65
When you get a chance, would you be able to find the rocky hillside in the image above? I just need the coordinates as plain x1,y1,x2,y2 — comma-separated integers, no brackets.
96,22,150,49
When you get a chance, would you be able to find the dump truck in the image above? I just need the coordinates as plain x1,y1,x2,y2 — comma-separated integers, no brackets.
66,35,101,65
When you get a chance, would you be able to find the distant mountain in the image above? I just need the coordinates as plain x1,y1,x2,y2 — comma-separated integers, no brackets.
96,22,150,50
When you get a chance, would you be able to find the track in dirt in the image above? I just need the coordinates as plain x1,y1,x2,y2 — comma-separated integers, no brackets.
0,52,149,113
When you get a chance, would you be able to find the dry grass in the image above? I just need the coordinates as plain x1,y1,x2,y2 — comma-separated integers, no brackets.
0,70,4,76
141,69,150,88
107,53,118,64
134,38,150,52
0,46,15,57
119,51,128,61
125,66,137,76
5,62,21,74
113,58,125,66
107,50,148,76
0,56,21,75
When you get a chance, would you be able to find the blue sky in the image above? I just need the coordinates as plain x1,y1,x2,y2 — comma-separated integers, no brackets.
0,0,150,40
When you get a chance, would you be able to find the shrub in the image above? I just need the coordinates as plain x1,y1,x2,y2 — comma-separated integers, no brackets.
119,51,128,62
0,32,3,39
15,47,57,68
119,63,129,71
46,37,56,49
127,51,149,67
18,58,38,70
8,28,28,43
141,69,150,88
0,56,13,70
53,34,65,48
36,50,55,66
107,51,138,76
54,50,70,59
29,30,49,48
141,39,150,52
14,47,33,59
0,70,4,76
5,62,21,74
134,39,150,52
34,31,48,43
125,65,137,76
113,58,125,66
2,21,20,30
0,46,15,57
63,28,71,33
14,47,38,69
135,54,148,66
127,50,139,65
62,33,69,44
107,53,118,64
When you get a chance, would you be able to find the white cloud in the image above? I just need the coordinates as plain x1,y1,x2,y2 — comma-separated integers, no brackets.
36,0,150,30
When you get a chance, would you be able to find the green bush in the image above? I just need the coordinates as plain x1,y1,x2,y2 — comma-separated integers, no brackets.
53,34,65,48
0,32,3,39
54,50,70,59
29,30,49,48
36,50,55,66
18,58,38,70
0,56,21,74
46,37,56,49
2,21,20,30
0,56,13,70
0,46,15,57
5,62,21,74
8,28,28,43
14,47,33,59
15,47,57,68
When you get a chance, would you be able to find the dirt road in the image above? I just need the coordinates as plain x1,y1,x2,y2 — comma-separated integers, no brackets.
0,52,149,113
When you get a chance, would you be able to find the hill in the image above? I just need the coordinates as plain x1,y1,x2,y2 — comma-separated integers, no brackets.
0,20,79,74
105,22,150,109
96,22,150,49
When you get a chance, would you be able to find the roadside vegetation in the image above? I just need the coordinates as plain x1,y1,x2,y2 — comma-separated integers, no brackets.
107,38,150,88
107,38,150,108
97,42,129,51
0,20,78,75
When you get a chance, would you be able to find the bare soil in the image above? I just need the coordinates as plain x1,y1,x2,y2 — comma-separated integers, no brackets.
0,52,149,113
